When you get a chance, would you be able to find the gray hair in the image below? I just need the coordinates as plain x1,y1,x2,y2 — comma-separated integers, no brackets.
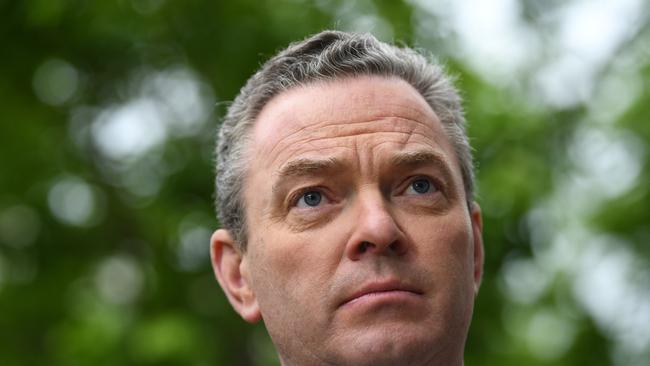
215,30,474,251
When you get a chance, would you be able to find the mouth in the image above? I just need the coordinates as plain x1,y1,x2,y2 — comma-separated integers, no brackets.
339,279,424,308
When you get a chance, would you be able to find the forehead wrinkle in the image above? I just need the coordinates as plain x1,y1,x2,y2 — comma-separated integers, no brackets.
298,130,427,147
303,127,438,156
316,93,437,127
258,112,436,166
268,131,430,175
269,118,434,161
308,115,433,137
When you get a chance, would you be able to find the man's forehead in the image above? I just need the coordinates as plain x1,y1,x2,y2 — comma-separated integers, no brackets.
249,75,445,162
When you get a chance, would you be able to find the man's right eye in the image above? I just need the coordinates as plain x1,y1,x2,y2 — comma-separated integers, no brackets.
295,190,324,208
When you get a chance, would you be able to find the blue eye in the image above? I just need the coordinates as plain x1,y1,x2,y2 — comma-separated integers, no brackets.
297,191,322,207
408,178,433,194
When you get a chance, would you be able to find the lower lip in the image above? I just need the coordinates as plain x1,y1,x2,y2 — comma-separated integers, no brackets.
342,290,421,308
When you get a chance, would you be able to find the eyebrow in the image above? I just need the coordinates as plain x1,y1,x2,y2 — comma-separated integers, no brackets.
389,150,453,173
390,151,449,170
272,157,344,192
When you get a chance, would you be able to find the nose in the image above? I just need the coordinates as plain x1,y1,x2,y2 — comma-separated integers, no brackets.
345,193,408,261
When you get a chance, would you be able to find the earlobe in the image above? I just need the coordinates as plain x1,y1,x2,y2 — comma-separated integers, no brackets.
470,202,484,295
210,229,261,323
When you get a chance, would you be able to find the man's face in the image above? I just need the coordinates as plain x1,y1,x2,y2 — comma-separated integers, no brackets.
225,76,482,366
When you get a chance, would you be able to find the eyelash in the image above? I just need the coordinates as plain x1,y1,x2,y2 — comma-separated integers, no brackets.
402,175,444,195
288,187,327,208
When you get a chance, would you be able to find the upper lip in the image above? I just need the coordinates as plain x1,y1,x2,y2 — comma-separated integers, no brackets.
339,279,423,307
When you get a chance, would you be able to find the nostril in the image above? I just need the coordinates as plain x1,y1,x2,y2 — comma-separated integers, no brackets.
389,242,398,251
359,241,371,253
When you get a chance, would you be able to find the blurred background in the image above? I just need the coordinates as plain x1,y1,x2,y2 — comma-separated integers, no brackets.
1,0,649,365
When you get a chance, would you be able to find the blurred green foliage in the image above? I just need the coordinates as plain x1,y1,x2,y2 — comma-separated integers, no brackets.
1,1,649,365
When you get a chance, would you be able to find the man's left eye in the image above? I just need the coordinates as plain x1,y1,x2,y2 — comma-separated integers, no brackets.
405,178,436,195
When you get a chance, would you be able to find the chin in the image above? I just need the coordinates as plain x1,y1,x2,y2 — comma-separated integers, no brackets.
331,323,454,366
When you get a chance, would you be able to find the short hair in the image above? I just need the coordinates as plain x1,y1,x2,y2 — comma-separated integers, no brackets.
215,30,474,251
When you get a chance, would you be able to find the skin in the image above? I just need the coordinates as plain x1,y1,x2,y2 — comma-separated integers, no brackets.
211,75,484,366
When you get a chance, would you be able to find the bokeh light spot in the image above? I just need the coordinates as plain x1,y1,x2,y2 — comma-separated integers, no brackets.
91,98,167,162
94,254,143,305
526,309,576,360
33,58,79,106
48,176,103,227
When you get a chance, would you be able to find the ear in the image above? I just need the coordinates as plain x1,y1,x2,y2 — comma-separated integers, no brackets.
210,229,261,323
470,202,484,295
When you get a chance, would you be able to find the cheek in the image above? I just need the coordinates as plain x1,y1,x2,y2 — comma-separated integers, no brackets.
245,228,345,349
409,215,476,331
246,228,341,313
409,212,475,288
414,206,472,251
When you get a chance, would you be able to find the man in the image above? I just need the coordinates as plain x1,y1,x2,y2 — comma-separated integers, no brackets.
210,30,483,366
